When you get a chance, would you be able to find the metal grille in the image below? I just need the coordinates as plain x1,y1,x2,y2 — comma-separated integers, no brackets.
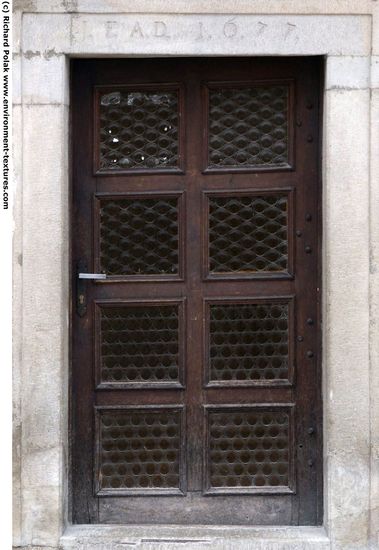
100,305,180,385
207,408,290,491
98,90,179,171
99,197,179,276
98,408,182,492
208,303,289,384
208,85,288,168
208,194,288,275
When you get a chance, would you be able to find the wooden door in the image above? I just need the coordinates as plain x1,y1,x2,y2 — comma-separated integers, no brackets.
71,57,322,525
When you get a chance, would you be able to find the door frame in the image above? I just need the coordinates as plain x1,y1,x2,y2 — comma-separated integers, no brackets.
14,9,375,549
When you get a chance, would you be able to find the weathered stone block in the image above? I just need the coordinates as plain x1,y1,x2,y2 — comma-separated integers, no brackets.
22,55,69,105
326,56,370,90
70,14,371,56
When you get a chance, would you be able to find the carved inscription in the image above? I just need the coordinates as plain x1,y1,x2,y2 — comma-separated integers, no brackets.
71,14,369,56
222,19,238,38
81,17,300,44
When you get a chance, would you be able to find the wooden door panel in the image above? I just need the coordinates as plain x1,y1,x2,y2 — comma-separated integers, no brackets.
94,192,185,282
203,79,295,173
203,297,295,387
203,405,295,495
202,188,295,280
94,83,185,175
71,57,322,525
94,299,186,390
99,494,294,525
95,406,186,496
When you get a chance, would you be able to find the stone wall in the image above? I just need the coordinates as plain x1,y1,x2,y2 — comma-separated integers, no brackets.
12,1,379,549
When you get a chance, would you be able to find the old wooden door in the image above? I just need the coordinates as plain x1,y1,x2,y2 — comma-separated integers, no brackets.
71,58,322,525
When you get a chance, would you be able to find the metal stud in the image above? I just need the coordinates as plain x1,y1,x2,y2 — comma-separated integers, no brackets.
305,213,312,222
307,135,314,143
305,246,312,254
297,336,304,342
307,318,314,326
308,427,315,435
308,459,314,467
296,230,302,237
307,350,314,358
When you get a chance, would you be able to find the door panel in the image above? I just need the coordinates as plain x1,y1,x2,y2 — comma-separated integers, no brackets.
94,191,185,281
204,80,295,172
204,297,295,387
95,84,185,174
203,188,294,279
94,299,186,389
71,57,322,525
95,406,186,496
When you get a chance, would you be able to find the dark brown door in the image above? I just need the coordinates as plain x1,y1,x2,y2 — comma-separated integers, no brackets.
71,57,322,525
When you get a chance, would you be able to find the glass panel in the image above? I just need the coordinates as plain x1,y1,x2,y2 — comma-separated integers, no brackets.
207,409,290,491
208,194,288,275
98,409,182,491
208,85,288,169
98,89,179,171
100,305,180,385
209,303,289,384
99,197,179,276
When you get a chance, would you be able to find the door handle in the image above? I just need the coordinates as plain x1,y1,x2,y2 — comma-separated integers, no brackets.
78,273,107,280
76,261,106,317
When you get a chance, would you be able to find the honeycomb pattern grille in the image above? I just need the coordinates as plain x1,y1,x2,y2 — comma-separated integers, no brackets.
208,303,289,384
98,408,182,492
98,89,179,171
207,409,290,491
208,194,288,274
100,305,180,385
208,85,289,169
99,197,179,276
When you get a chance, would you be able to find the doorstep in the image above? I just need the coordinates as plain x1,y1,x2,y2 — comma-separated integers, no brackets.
61,525,330,549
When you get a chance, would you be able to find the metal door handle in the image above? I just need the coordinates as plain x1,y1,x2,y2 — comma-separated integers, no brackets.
78,273,107,280
76,261,107,317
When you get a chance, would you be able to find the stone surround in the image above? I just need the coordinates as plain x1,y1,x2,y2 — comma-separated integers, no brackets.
12,1,379,549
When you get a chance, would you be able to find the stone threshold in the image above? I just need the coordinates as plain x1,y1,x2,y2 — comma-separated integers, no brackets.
61,525,330,549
